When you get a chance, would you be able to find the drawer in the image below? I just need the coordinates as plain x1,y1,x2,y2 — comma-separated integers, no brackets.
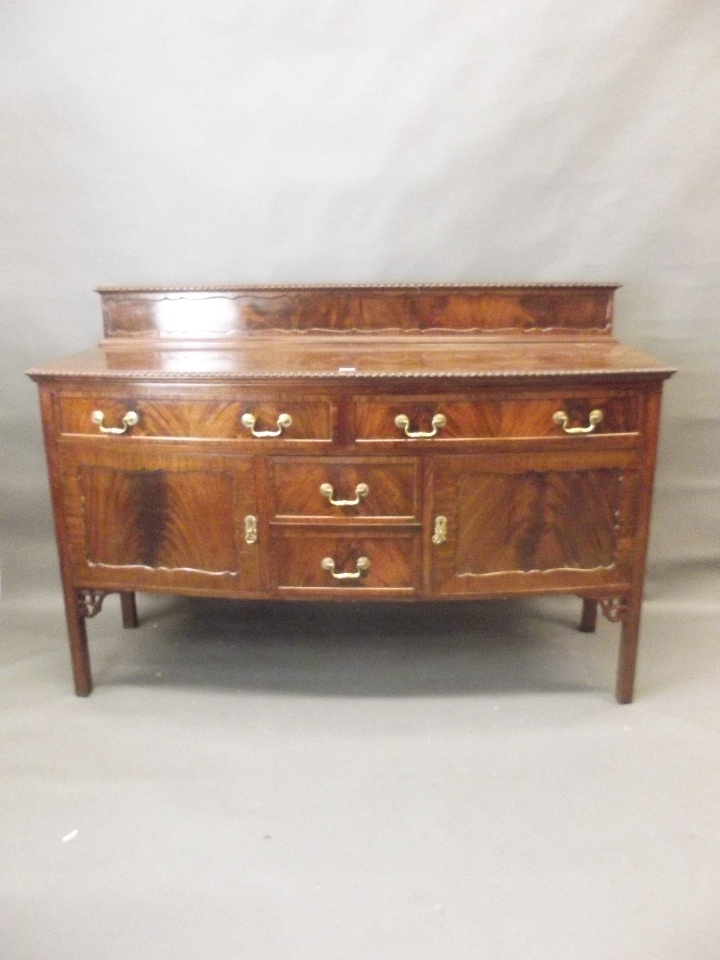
269,458,419,521
57,393,334,442
273,530,418,594
353,393,638,442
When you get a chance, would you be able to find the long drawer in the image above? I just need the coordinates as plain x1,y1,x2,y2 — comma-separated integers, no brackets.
353,393,639,442
57,392,334,444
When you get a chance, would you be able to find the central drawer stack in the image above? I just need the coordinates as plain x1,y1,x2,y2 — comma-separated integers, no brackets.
267,455,423,596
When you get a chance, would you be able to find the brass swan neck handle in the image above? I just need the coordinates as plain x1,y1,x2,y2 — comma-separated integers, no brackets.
394,412,447,439
319,482,369,507
552,409,604,435
91,410,139,435
241,412,292,438
321,556,371,580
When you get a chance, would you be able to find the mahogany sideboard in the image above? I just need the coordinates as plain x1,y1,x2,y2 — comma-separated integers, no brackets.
28,284,675,700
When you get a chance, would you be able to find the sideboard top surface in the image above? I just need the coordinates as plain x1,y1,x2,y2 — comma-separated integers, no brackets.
27,340,675,382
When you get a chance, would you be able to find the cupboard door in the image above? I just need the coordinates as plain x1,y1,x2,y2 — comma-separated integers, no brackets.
58,446,261,594
429,451,639,595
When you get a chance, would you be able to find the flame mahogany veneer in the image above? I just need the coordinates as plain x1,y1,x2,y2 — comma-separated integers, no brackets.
28,284,675,701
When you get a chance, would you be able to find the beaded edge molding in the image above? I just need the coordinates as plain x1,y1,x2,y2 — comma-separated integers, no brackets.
27,366,675,380
96,283,621,293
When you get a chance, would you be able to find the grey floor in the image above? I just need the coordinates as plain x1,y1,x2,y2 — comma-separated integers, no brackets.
2,504,720,959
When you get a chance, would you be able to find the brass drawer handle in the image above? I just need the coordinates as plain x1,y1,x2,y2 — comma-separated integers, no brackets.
244,515,258,545
394,412,447,439
552,409,604,435
91,410,139,435
432,516,447,545
319,482,369,507
321,556,371,580
241,412,292,438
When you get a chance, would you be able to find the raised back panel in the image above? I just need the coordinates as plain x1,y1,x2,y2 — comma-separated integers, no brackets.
98,285,616,341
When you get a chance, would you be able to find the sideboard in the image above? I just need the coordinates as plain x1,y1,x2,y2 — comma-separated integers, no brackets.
28,284,675,700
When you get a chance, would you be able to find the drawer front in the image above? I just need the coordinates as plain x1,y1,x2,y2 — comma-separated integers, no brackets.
57,394,333,443
353,394,638,442
269,458,419,521
273,530,418,594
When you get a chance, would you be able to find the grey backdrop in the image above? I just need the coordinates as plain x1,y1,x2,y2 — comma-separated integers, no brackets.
2,4,720,958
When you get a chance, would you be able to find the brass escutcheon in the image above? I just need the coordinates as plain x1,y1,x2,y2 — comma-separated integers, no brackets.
244,515,258,545
432,516,448,545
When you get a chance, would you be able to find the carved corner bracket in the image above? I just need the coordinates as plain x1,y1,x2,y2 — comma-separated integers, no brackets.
598,596,628,624
77,589,111,619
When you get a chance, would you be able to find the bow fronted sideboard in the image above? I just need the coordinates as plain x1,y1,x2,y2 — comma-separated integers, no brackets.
28,284,675,700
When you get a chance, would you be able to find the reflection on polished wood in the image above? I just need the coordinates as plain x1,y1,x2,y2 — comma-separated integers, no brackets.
29,284,674,701
32,339,674,380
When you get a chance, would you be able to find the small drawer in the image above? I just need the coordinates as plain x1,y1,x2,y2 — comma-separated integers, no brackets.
269,458,419,521
273,530,418,594
57,394,334,442
353,394,638,442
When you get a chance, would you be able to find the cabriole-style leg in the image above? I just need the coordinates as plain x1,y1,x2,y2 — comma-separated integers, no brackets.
579,598,598,633
120,591,139,629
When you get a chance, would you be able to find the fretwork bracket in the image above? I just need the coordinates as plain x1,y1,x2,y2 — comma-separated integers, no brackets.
77,589,112,619
598,596,628,624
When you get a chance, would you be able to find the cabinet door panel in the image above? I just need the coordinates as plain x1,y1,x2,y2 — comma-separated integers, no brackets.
430,451,639,595
81,467,236,571
58,446,261,594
